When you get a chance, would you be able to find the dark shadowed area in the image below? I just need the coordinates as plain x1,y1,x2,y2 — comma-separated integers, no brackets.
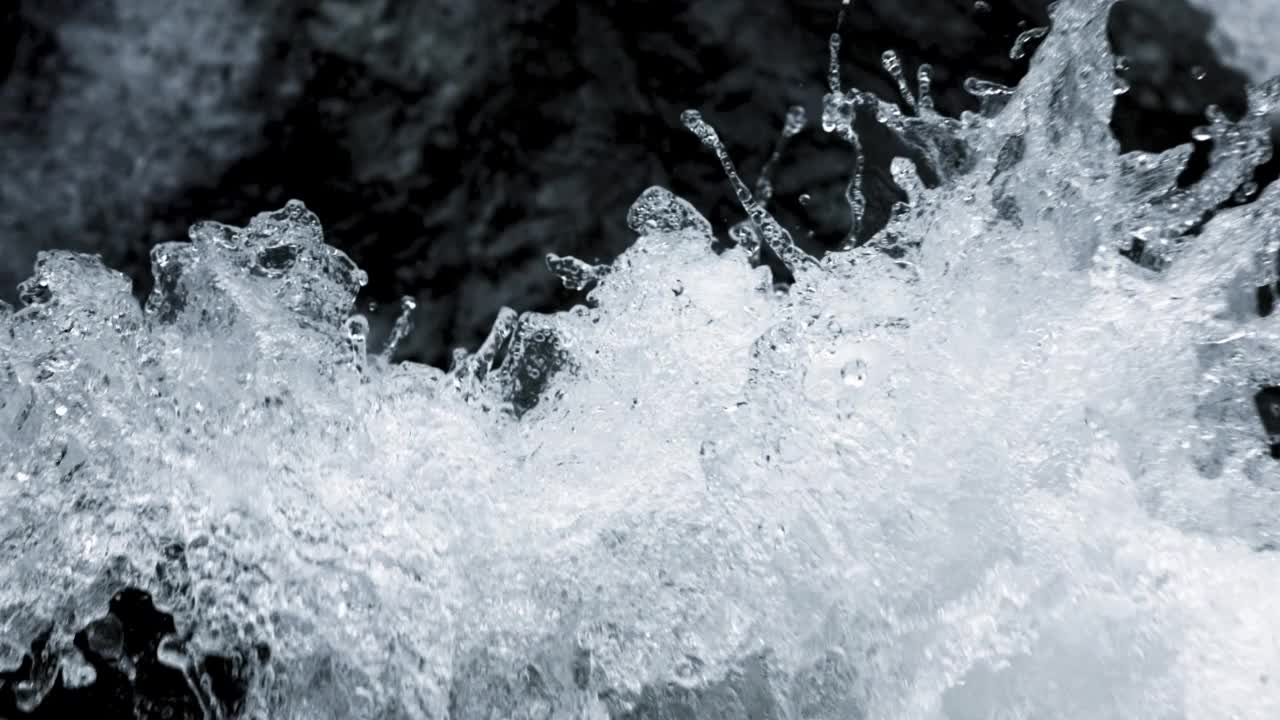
2,0,1253,368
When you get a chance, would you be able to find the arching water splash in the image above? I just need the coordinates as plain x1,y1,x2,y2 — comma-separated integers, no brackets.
3,0,1280,717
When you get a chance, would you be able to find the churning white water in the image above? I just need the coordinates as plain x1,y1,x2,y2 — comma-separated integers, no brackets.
3,0,1280,717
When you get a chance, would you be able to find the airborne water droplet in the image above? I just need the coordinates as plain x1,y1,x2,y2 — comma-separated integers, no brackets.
379,296,417,361
782,105,807,138
346,315,370,372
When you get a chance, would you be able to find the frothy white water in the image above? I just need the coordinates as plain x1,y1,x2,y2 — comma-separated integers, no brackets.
1187,0,1280,82
3,0,1280,717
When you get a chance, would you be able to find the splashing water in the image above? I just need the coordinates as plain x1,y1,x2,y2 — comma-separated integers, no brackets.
1187,0,1280,82
4,0,1280,717
1009,27,1050,61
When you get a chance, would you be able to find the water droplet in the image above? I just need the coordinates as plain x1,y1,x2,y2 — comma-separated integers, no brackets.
1114,55,1131,73
1192,65,1207,81
756,178,775,202
916,64,935,115
782,105,808,138
380,296,417,361
881,50,917,112
799,193,812,206
974,0,991,12
346,315,369,370
841,359,868,387
730,221,762,257
54,405,67,417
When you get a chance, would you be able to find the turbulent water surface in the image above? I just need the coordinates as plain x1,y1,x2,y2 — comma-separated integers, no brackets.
3,0,1280,717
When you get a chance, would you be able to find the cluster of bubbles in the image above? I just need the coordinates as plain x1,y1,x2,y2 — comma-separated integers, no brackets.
3,0,1280,717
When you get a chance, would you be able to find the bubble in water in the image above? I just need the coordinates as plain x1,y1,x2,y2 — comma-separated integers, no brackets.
729,220,762,257
840,358,868,387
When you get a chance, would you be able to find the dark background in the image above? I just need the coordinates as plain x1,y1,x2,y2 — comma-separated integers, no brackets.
1,2,1273,715
0,0,1254,366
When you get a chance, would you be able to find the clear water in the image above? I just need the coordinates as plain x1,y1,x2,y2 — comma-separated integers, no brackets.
3,0,1280,717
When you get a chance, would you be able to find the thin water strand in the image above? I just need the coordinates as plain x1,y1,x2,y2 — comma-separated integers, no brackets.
1010,26,1050,60
681,109,815,270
